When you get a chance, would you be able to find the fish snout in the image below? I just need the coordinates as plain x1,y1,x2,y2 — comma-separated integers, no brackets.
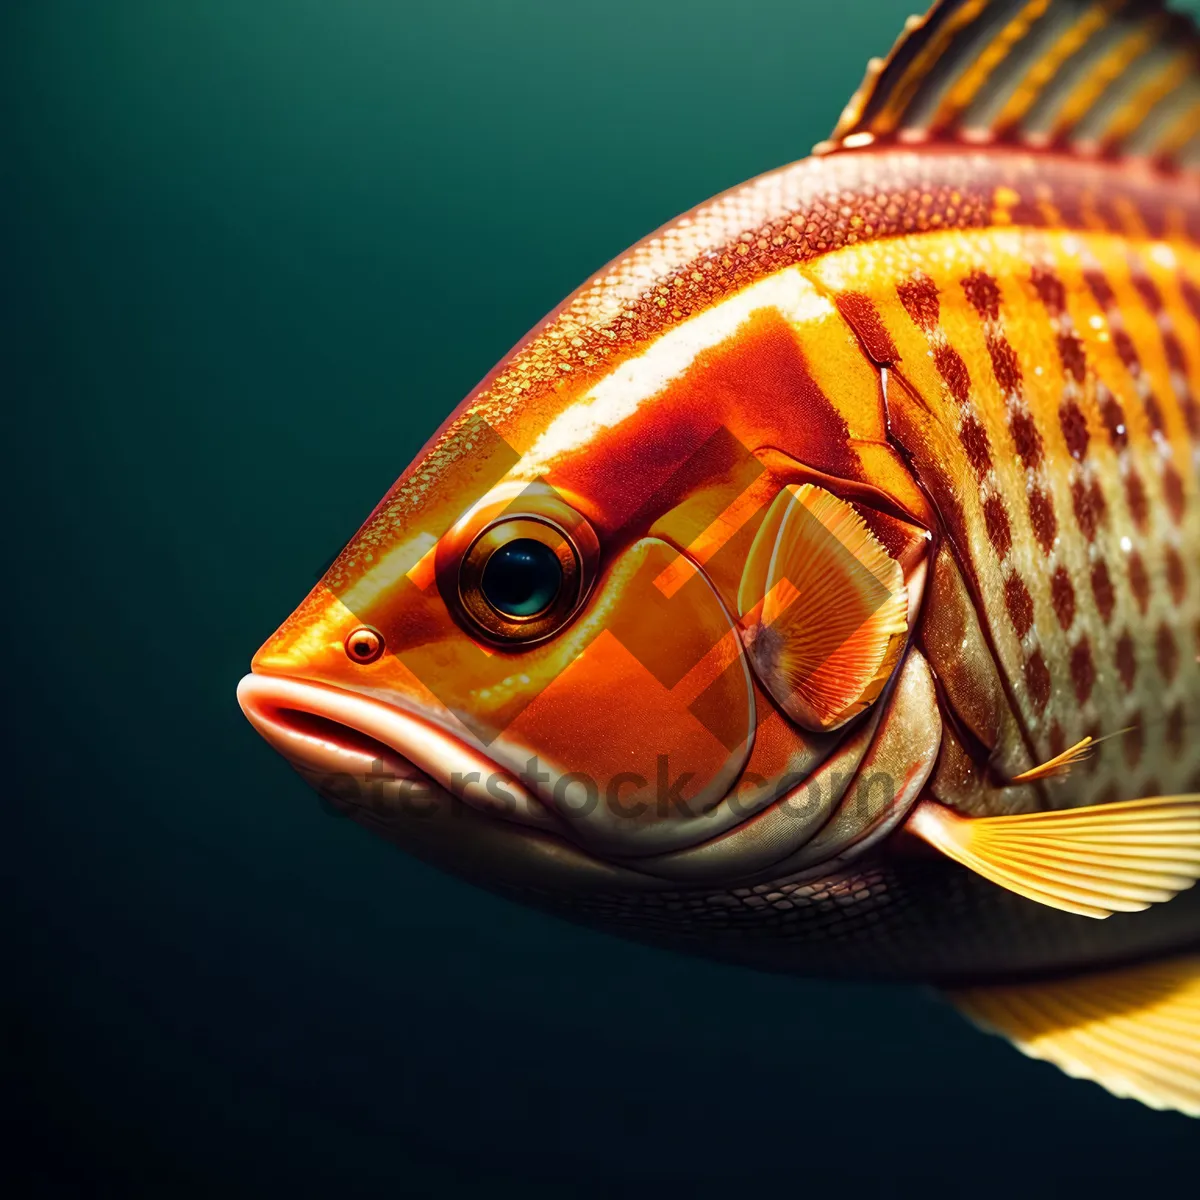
236,672,557,831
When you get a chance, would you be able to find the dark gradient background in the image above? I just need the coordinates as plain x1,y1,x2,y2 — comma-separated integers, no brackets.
5,1,1198,1195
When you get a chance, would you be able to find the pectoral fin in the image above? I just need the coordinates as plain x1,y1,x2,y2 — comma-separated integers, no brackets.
738,483,908,731
948,957,1200,1118
906,796,1200,919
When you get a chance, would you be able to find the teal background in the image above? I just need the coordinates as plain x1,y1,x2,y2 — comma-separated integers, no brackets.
5,1,1198,1194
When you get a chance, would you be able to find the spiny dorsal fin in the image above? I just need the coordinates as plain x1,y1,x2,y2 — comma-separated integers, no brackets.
817,0,1200,169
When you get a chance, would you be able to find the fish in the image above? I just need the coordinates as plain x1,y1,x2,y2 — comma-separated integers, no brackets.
239,0,1200,1116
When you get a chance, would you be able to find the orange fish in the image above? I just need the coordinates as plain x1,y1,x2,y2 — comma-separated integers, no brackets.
240,0,1200,1115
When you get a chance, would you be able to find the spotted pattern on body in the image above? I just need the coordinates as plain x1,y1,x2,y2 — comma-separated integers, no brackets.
808,227,1200,808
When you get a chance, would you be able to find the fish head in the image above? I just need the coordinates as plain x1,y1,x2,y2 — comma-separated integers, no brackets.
239,256,938,896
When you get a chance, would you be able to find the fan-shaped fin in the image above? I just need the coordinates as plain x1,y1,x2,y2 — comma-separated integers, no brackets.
907,795,1200,918
739,484,908,731
949,956,1200,1117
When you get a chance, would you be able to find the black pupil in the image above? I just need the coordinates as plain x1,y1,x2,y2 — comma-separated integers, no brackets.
354,640,372,657
481,539,563,618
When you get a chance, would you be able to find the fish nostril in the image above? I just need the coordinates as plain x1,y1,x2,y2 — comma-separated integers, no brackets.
344,626,385,664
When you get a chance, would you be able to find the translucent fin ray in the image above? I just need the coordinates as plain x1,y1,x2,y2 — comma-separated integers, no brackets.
818,0,1200,168
1009,735,1096,782
738,484,907,732
906,794,1200,918
948,957,1200,1116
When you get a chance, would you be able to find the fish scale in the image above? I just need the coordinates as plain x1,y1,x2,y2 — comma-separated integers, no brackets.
806,225,1200,811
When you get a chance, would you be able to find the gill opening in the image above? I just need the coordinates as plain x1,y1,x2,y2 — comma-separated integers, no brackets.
877,363,1044,783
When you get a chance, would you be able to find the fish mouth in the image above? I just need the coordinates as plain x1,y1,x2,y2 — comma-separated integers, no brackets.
236,673,560,832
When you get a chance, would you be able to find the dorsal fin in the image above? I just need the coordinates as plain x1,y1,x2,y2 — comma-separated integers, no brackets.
816,0,1200,169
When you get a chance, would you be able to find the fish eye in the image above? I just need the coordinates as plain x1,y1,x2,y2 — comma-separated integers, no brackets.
481,538,563,617
448,506,598,646
344,625,384,664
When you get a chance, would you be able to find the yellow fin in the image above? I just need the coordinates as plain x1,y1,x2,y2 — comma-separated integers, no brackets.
1009,728,1135,785
906,796,1200,918
1009,735,1095,783
948,956,1200,1117
739,484,907,731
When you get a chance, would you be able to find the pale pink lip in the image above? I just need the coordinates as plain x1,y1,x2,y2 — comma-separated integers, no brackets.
236,673,559,831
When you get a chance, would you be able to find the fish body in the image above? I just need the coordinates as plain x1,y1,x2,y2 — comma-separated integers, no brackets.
241,0,1200,1113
